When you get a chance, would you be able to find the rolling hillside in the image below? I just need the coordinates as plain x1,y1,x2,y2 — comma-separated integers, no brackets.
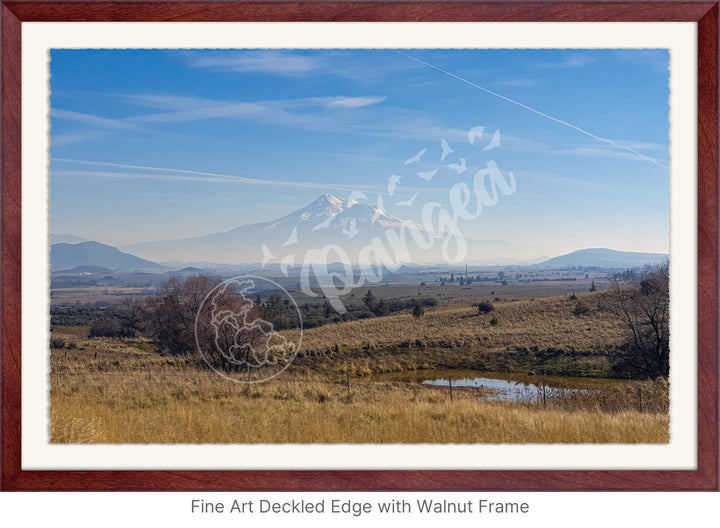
51,241,166,272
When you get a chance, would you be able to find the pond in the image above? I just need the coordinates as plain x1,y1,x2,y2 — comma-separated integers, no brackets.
422,375,587,402
373,369,624,403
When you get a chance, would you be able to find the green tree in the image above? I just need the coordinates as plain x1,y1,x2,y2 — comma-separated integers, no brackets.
373,299,389,316
362,290,377,309
412,303,425,318
260,293,283,320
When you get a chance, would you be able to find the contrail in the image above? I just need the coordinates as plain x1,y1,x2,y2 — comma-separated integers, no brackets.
397,52,667,169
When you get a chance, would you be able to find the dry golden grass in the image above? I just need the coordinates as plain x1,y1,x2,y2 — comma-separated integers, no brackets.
290,292,622,353
50,373,668,443
282,292,625,377
48,293,668,444
49,344,668,444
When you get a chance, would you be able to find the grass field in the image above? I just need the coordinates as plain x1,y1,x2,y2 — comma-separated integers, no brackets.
287,291,625,377
51,372,668,443
48,292,669,444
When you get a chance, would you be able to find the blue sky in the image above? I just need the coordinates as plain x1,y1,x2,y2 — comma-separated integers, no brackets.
49,49,669,258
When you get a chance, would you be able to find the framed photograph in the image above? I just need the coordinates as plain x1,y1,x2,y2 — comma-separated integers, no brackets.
1,1,717,491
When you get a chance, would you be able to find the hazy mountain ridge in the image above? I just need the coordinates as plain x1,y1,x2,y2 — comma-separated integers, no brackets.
51,241,166,272
121,193,540,265
539,248,668,269
56,197,668,271
54,265,114,274
50,233,91,245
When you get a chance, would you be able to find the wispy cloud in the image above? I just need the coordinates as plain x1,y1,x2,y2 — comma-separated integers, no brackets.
187,51,320,75
491,78,539,88
185,50,425,84
51,93,388,144
53,90,481,146
499,135,668,164
51,109,141,131
53,91,667,164
50,109,154,146
50,158,387,194
534,54,596,69
117,93,222,110
122,93,386,112
556,146,669,163
308,96,387,109
516,170,607,190
397,52,667,169
614,49,669,75
131,101,266,124
609,139,668,152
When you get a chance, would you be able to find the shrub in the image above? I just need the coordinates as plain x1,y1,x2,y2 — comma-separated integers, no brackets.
475,301,494,314
89,318,123,338
490,316,499,326
50,337,66,349
573,301,590,316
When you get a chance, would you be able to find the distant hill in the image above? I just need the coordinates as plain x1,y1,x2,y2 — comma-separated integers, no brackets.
174,266,208,274
540,248,668,269
51,241,166,272
54,265,114,274
50,233,90,245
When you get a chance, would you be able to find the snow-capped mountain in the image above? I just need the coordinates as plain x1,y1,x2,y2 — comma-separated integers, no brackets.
245,193,407,233
121,193,534,265
293,193,345,221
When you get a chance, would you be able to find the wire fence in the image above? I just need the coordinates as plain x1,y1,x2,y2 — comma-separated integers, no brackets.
49,362,668,414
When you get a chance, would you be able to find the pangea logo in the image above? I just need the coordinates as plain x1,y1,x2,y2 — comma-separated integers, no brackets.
194,276,302,383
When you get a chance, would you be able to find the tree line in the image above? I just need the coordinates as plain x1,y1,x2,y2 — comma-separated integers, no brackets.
51,263,670,379
53,275,439,357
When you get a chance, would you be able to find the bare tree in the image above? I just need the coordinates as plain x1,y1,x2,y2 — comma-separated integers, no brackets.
605,262,669,378
115,295,150,337
149,275,223,356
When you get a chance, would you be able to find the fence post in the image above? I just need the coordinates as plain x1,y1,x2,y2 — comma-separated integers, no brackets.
346,371,350,399
449,376,453,402
638,387,643,413
542,385,547,408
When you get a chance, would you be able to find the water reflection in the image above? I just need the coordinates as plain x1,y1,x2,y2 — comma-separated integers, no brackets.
423,376,588,402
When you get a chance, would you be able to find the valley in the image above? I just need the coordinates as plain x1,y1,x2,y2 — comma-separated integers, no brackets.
47,193,670,444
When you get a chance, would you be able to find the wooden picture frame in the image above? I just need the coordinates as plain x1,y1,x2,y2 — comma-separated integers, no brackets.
1,1,717,491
